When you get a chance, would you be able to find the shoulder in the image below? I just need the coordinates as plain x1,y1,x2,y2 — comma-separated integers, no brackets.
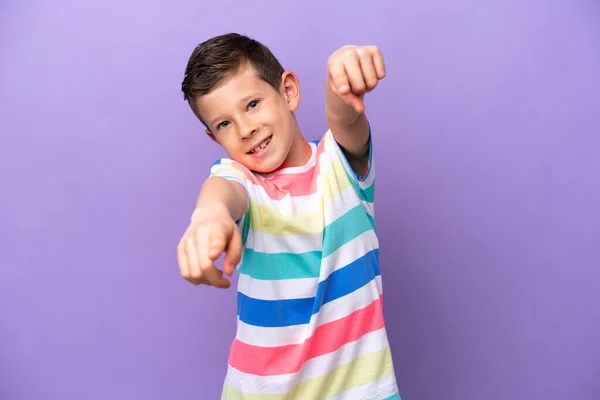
210,158,258,181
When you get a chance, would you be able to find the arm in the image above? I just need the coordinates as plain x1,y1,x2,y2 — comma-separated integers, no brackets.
194,176,248,222
177,177,248,288
325,45,386,177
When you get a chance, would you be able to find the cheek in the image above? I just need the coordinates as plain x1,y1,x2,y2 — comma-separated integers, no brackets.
218,132,240,152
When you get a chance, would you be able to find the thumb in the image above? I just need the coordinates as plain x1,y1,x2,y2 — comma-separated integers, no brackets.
340,92,365,114
224,227,243,277
208,231,228,260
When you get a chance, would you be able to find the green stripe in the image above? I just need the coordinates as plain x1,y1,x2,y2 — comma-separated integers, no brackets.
343,167,375,203
362,180,375,202
240,205,375,280
323,204,375,257
240,249,322,280
240,209,251,244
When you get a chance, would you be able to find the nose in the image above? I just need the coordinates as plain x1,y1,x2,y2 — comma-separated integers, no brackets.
238,116,257,140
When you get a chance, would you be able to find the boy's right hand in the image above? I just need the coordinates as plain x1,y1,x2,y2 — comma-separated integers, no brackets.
177,205,243,288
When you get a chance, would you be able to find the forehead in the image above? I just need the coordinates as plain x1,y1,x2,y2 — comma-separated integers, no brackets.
196,66,275,117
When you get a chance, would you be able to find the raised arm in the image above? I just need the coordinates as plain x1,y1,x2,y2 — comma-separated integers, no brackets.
325,45,386,177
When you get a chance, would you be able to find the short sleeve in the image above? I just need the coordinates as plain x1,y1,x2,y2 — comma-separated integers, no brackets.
208,158,251,233
209,158,249,190
326,126,376,206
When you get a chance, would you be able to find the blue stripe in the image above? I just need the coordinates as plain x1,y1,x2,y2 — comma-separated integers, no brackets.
312,249,380,313
381,392,401,400
237,249,380,327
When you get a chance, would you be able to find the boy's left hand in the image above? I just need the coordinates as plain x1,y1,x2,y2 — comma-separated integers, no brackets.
327,45,386,114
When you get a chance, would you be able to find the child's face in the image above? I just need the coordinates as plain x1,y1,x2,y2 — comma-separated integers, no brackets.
197,64,301,173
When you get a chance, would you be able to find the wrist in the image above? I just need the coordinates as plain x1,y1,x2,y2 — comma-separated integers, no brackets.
192,202,232,222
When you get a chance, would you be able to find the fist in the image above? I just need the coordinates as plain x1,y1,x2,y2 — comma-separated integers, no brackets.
177,207,243,288
327,45,386,114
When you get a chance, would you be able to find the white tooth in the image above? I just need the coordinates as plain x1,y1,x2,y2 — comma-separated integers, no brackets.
250,137,270,154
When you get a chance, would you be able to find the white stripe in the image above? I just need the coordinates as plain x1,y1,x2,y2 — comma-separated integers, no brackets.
225,328,390,395
237,275,318,300
363,200,375,218
247,161,360,219
259,142,318,178
323,185,363,225
237,230,379,301
327,374,398,400
245,230,322,254
249,185,320,213
248,183,360,227
242,187,371,254
235,276,383,347
357,154,376,189
319,229,379,282
244,145,336,212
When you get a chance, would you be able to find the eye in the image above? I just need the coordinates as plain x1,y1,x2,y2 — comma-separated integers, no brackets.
217,121,231,130
248,100,259,110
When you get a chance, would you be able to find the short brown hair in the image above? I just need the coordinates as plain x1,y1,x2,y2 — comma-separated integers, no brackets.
181,33,285,123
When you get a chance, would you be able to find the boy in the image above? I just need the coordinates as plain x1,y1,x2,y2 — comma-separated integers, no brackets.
178,33,400,399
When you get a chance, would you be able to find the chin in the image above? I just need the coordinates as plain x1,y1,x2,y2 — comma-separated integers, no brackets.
248,160,283,174
247,152,287,173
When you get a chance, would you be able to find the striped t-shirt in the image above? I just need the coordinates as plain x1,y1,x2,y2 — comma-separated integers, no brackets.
209,129,399,400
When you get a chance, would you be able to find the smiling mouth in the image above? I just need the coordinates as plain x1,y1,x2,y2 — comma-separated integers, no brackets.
248,136,272,155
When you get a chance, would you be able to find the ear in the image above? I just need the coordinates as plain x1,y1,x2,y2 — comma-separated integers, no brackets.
205,128,219,144
280,71,300,112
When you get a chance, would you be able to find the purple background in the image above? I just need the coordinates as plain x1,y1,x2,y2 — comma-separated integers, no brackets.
1,0,599,399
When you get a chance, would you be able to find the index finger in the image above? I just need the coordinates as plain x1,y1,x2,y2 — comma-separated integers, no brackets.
199,232,231,288
224,227,243,277
177,241,191,279
202,265,230,289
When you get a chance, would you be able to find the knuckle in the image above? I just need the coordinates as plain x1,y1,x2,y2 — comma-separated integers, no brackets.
328,59,341,73
196,223,210,234
213,233,224,242
191,270,203,280
366,79,378,88
193,276,208,285
213,236,226,247
354,80,366,91
199,260,213,270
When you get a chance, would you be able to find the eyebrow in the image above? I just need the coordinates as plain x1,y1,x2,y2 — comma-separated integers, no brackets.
239,92,261,104
208,93,262,127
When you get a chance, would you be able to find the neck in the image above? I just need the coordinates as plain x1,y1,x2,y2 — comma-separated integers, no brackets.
279,127,312,169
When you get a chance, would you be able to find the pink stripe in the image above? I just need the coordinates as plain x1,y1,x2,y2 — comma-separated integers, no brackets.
228,295,385,376
236,139,327,200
